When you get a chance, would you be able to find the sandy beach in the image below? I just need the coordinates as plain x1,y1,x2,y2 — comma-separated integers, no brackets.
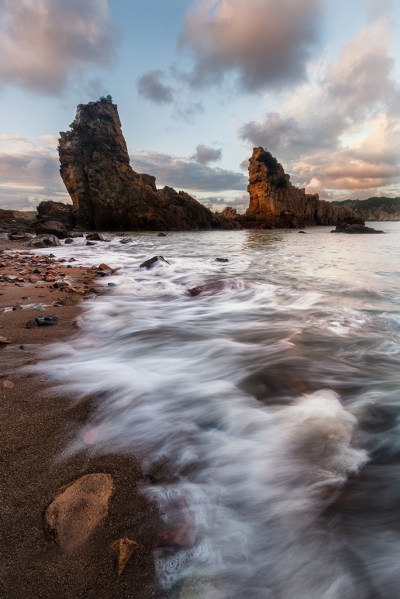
0,238,161,599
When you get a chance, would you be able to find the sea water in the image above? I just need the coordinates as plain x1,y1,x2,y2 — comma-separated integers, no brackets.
36,223,400,598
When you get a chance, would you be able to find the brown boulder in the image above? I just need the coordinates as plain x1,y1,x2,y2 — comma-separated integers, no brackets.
44,473,113,553
34,220,69,239
24,234,61,248
36,200,76,229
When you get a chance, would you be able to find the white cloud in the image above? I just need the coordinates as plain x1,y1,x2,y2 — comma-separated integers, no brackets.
0,135,69,209
0,0,117,94
179,0,322,91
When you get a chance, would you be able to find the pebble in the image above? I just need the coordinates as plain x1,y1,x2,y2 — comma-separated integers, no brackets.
33,304,44,311
35,315,59,326
111,538,138,576
3,380,14,389
0,336,12,344
43,473,114,553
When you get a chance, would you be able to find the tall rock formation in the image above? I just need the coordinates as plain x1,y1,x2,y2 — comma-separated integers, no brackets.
245,147,363,228
58,101,238,231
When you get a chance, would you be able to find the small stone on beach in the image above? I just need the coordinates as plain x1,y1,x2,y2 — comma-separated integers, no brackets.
112,538,138,576
35,315,58,326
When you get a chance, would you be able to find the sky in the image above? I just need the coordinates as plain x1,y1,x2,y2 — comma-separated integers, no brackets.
0,0,399,214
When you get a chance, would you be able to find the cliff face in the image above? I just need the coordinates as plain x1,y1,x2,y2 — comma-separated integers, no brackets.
332,197,400,221
58,101,238,231
245,148,363,228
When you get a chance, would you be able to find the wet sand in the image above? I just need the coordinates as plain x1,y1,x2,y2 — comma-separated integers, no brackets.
0,239,161,599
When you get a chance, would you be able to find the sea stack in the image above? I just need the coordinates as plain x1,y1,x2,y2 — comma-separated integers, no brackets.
58,100,238,231
245,147,363,228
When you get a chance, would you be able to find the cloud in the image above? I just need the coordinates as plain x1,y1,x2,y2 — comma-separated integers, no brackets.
200,193,248,211
137,69,174,104
129,149,246,192
179,0,322,91
239,17,400,198
0,0,117,94
191,144,222,164
0,135,69,209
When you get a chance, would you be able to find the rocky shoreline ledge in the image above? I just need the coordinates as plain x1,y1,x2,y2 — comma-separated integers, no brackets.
0,237,163,599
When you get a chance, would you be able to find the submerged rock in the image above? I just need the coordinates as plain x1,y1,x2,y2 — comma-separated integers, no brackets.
86,232,107,241
44,473,113,553
140,255,170,269
58,101,240,231
187,278,252,296
331,223,384,234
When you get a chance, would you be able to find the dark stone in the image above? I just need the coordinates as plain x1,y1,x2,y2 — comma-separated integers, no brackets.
36,201,76,229
8,233,33,241
64,238,74,244
34,219,69,239
157,232,167,237
187,278,252,296
298,230,307,234
139,255,170,269
86,241,96,246
86,232,107,241
215,258,229,263
23,235,61,248
331,223,384,234
35,315,59,326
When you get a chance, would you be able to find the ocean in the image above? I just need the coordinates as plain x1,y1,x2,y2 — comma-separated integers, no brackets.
37,222,400,598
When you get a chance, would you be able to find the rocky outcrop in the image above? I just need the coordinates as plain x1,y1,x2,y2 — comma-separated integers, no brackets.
58,101,239,231
331,223,384,234
244,148,363,228
332,197,400,221
36,200,76,229
0,209,36,233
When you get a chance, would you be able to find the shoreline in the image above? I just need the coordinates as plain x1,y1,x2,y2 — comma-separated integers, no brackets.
0,238,161,599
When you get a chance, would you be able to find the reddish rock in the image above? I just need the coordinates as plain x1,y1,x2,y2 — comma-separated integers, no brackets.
112,538,138,576
244,147,363,228
98,263,114,272
3,380,14,389
44,473,113,553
